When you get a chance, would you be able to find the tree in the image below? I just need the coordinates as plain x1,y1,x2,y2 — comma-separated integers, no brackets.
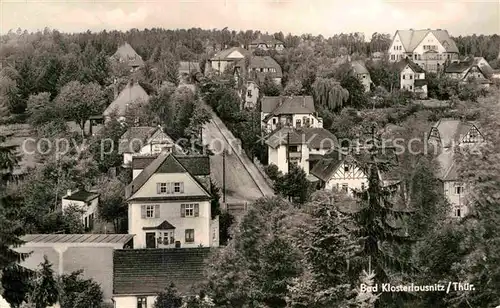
283,80,303,96
153,283,183,308
259,74,282,96
340,75,368,109
292,191,361,307
185,102,211,143
26,92,58,128
31,257,59,308
97,177,127,232
0,75,20,115
55,81,107,136
312,77,349,111
274,164,311,204
61,204,85,234
155,51,180,86
88,113,127,172
205,197,304,308
351,127,414,307
59,270,103,308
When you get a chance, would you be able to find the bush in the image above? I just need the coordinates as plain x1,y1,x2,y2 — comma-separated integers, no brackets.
264,164,282,182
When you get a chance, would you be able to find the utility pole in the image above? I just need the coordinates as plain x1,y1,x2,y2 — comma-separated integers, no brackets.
222,149,226,203
287,131,291,174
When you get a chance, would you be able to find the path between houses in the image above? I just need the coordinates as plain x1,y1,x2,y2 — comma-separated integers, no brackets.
202,110,274,207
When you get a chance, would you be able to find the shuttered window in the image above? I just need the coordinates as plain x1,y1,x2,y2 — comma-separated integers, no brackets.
142,205,158,218
181,203,199,217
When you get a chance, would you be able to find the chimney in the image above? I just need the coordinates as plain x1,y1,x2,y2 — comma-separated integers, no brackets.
66,189,72,196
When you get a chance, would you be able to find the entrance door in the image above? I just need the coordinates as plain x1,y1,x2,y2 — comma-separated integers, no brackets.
145,232,156,248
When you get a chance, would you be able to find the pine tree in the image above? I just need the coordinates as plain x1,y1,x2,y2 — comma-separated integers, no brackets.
31,256,59,308
355,261,380,308
352,126,414,307
303,198,361,307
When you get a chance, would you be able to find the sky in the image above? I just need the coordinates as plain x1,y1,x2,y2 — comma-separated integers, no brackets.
0,0,499,38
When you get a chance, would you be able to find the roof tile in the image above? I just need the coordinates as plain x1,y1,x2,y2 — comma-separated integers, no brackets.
113,248,212,295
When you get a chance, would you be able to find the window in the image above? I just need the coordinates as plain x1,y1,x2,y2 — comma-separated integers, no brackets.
344,164,350,172
159,183,167,193
361,182,365,190
454,207,462,218
213,228,217,241
391,55,395,60
272,118,277,124
247,90,252,97
161,230,175,245
363,75,366,79
296,119,301,127
409,75,413,80
409,85,413,91
181,203,199,217
402,74,406,80
185,229,195,243
185,204,194,217
173,182,183,193
289,145,298,152
146,205,155,218
455,185,464,195
137,297,147,308
342,184,348,193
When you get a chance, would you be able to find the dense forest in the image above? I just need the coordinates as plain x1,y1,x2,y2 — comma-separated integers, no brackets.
0,27,499,119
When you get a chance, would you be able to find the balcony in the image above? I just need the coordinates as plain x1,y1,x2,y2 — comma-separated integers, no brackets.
289,151,302,159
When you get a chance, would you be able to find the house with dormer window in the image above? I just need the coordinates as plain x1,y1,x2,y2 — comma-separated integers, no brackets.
118,126,181,167
125,151,218,249
207,47,250,75
388,29,459,73
260,96,323,133
428,118,484,218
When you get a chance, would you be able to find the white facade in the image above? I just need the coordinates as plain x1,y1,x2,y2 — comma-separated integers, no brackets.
262,113,323,133
443,181,469,218
244,81,259,109
388,30,459,72
268,145,330,176
128,172,218,249
61,191,99,230
399,65,428,98
122,130,179,166
114,295,156,308
323,162,368,197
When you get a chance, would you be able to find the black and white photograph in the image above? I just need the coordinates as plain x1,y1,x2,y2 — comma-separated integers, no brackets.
0,0,499,307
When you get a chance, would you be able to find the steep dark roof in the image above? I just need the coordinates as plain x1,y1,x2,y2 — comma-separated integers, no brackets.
265,127,338,150
445,59,473,73
125,152,211,200
395,58,425,73
113,248,212,295
310,150,347,181
261,96,315,116
118,127,159,154
131,154,210,176
246,56,283,80
143,220,176,230
63,190,99,202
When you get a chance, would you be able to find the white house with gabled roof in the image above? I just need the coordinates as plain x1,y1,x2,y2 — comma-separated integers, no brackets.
118,126,181,167
260,96,323,133
125,151,218,249
388,29,459,72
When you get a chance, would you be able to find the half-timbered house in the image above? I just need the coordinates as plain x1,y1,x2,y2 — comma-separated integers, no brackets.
428,118,484,218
